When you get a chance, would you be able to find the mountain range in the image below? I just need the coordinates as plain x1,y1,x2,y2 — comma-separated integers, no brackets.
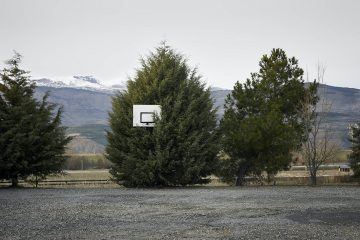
35,75,124,93
33,76,360,152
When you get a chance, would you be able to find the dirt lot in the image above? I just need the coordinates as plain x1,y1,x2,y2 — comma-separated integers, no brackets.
0,187,359,239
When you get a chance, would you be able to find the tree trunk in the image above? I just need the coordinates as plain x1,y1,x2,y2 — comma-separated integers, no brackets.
235,166,247,186
267,173,276,185
310,172,317,186
11,177,18,187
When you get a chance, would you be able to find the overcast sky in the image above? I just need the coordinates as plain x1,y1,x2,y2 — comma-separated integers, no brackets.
0,0,359,89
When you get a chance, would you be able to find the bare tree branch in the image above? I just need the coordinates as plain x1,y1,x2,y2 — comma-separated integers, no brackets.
301,64,339,185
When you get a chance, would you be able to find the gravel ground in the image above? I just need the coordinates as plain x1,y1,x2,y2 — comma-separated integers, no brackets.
0,186,359,240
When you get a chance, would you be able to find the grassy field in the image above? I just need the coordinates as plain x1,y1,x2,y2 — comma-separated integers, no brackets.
1,151,355,188
48,169,352,181
64,149,352,171
0,169,356,188
335,149,352,163
39,168,356,188
48,170,111,181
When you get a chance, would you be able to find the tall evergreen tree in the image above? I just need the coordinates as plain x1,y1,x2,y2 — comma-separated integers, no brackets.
349,123,360,178
0,53,71,187
106,44,219,187
219,49,316,185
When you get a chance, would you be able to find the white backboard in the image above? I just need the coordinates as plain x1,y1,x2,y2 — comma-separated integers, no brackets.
133,105,161,127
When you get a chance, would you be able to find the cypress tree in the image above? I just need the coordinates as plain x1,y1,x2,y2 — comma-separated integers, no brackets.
106,44,218,187
0,53,71,187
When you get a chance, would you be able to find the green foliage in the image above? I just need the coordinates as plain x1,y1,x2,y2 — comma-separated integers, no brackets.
106,44,219,187
0,52,71,186
219,48,316,185
349,124,360,178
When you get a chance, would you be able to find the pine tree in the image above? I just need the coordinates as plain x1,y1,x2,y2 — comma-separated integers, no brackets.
106,44,219,187
349,124,360,178
219,49,315,186
0,53,71,187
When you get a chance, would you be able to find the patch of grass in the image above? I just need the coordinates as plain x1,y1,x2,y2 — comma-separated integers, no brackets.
48,170,111,181
335,150,352,163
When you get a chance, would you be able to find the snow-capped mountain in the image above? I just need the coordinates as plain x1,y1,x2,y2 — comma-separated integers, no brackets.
33,75,124,93
31,79,360,149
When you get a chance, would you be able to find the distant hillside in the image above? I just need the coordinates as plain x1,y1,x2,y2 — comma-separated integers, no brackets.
319,84,360,113
34,87,113,126
317,84,360,147
35,82,360,152
66,136,105,154
210,89,229,120
67,124,110,146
